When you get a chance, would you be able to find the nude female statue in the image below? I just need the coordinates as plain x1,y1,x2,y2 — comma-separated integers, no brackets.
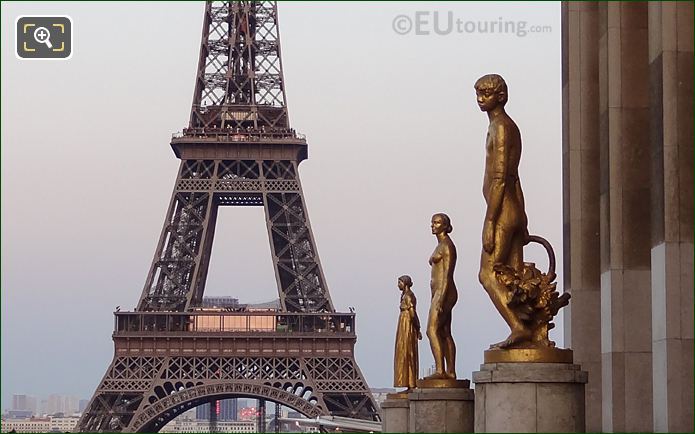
425,213,458,380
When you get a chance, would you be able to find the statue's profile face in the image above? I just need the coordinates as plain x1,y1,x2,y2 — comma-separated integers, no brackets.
398,279,405,291
431,215,446,235
476,87,500,112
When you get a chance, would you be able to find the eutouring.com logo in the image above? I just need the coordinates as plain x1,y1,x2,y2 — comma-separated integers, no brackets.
392,12,552,38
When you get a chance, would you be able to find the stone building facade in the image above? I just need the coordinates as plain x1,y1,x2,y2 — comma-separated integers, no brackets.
562,2,693,432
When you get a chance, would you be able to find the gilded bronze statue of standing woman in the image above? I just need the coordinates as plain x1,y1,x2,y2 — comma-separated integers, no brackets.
393,275,422,392
424,213,458,380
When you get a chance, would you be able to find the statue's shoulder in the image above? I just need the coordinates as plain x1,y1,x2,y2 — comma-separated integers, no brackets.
491,115,518,133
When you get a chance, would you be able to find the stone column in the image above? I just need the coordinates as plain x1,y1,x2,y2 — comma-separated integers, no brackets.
597,3,654,432
648,2,694,432
561,3,602,431
473,362,587,433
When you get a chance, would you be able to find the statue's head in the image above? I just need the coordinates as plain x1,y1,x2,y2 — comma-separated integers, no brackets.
431,213,453,235
474,74,508,112
398,275,413,290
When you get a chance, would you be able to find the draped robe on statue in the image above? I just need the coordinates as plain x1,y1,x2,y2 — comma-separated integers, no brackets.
394,289,419,388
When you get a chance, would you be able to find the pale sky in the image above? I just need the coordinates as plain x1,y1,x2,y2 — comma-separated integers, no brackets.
1,1,562,409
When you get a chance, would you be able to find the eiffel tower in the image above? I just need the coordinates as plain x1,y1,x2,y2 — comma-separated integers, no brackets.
76,2,380,431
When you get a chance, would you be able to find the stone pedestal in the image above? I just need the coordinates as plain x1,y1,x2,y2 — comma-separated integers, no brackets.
473,362,587,433
408,387,475,433
381,397,410,433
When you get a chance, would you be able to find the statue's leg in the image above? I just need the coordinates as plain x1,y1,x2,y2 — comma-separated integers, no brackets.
492,224,513,265
442,313,456,379
425,302,446,379
487,225,532,348
508,230,525,271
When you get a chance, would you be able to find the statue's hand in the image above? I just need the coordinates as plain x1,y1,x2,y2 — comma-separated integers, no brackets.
483,221,495,253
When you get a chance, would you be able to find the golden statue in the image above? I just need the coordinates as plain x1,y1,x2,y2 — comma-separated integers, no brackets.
475,74,570,357
393,275,422,391
424,213,458,380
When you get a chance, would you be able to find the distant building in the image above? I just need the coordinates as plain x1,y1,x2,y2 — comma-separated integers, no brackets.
195,399,238,421
199,296,281,312
201,296,242,310
49,416,80,432
1,415,80,433
1,417,51,433
5,410,32,419
11,395,36,415
45,395,79,415
78,399,89,413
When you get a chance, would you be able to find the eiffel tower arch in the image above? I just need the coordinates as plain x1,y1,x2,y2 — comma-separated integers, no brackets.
76,2,380,431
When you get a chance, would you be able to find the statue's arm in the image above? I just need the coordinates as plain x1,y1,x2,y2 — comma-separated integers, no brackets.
410,296,422,339
483,124,509,252
515,181,529,240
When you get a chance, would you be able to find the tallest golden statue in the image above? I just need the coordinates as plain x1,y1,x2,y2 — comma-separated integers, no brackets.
475,74,570,357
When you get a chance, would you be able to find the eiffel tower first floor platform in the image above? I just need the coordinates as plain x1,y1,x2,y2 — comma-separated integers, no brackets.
76,311,381,432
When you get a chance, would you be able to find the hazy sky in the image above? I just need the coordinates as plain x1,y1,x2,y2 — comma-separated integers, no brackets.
1,1,561,409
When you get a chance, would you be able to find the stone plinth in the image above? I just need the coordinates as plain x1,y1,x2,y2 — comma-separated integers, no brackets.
473,362,587,433
381,396,410,433
408,387,475,433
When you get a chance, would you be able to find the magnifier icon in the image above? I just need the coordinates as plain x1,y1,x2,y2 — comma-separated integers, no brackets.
33,26,53,49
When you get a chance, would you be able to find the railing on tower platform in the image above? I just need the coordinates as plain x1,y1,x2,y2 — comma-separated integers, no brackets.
113,311,355,336
171,127,306,142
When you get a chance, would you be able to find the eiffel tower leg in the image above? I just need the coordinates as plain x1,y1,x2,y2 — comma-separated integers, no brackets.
262,161,334,313
75,356,165,432
304,357,382,421
137,160,219,312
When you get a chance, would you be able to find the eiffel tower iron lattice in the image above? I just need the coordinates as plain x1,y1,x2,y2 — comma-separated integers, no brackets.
76,2,380,431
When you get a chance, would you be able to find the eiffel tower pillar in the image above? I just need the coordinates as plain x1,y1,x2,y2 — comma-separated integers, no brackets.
76,2,380,431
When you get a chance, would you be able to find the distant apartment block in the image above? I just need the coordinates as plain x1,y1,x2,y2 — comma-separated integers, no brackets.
1,415,80,433
11,395,37,415
1,417,51,433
